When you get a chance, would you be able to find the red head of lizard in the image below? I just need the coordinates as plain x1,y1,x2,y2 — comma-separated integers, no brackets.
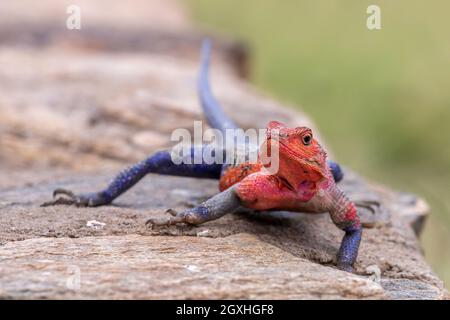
260,121,329,190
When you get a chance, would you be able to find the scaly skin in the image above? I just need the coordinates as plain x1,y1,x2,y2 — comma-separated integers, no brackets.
42,39,364,272
217,121,362,271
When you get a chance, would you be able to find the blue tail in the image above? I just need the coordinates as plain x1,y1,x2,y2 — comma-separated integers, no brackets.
198,39,344,183
198,39,238,134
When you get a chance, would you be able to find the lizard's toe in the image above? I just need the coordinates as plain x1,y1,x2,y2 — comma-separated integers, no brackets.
145,217,172,227
146,210,188,227
355,200,381,214
41,196,77,207
53,188,76,198
165,208,178,217
337,263,354,273
41,189,105,207
41,188,78,207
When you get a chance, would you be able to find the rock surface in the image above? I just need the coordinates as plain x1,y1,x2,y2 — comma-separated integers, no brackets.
0,0,447,299
0,170,444,299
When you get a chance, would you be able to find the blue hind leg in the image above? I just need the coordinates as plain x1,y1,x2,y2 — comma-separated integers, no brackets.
41,147,223,207
328,160,344,183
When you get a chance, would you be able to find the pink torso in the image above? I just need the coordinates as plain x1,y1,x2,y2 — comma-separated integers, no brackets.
219,161,335,213
234,171,333,213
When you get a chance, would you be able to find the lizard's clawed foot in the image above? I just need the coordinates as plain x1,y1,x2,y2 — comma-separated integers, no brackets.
337,263,354,273
354,200,381,214
146,209,191,227
41,188,106,207
145,208,201,226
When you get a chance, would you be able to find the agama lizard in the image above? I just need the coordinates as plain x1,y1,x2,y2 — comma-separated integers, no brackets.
42,40,370,272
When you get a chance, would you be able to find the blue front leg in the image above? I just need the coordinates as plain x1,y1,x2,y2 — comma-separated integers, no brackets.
146,185,241,226
336,226,363,272
328,187,362,272
42,147,223,207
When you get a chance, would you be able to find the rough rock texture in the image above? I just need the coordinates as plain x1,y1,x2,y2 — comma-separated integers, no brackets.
0,0,447,299
0,170,444,299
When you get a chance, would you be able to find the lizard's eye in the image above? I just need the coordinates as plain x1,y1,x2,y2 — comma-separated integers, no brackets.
301,133,312,146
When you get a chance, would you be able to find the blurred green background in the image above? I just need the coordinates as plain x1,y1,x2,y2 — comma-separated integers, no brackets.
187,0,450,286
